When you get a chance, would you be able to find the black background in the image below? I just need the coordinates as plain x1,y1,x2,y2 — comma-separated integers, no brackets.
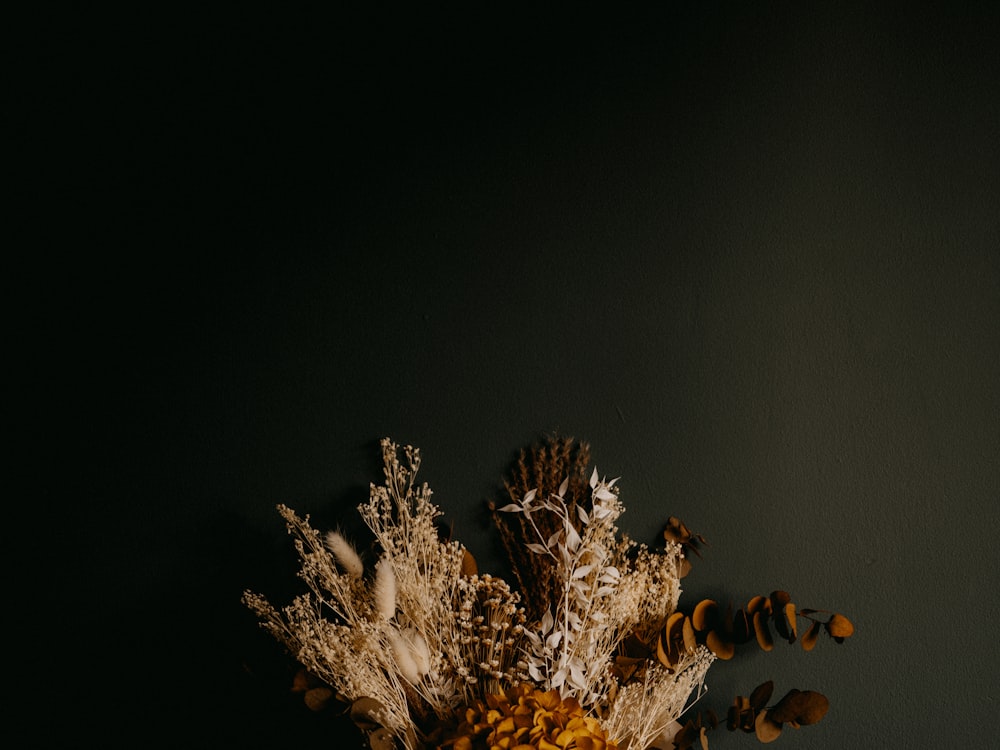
18,4,999,747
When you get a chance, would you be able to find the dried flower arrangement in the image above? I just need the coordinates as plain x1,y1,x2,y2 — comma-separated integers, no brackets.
244,436,853,750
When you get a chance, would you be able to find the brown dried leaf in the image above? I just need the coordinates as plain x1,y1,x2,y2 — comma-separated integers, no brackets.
350,697,387,729
291,668,312,693
784,602,797,643
663,516,708,561
673,720,698,750
770,592,793,642
770,590,791,609
461,549,478,577
706,630,735,660
727,696,755,733
303,686,333,712
692,599,720,632
613,655,645,683
620,632,651,660
748,680,774,711
746,595,771,615
725,708,738,732
754,710,783,743
655,633,673,670
769,690,829,726
369,727,396,750
732,609,753,644
663,516,691,544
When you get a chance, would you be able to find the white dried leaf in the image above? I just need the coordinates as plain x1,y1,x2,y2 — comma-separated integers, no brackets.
564,522,581,552
600,566,621,582
540,608,554,635
551,667,567,689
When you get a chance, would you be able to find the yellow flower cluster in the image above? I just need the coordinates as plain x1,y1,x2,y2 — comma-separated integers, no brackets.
440,683,618,750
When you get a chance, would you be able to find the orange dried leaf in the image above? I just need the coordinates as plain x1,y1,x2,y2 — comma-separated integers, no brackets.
754,710,783,743
683,616,698,652
657,612,687,668
666,611,687,636
753,611,774,651
801,620,821,652
693,599,720,632
746,595,771,615
826,613,855,640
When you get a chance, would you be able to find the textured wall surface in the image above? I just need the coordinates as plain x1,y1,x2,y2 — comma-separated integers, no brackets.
29,4,998,747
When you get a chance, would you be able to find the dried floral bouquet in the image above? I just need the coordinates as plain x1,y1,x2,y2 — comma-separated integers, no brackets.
244,437,853,750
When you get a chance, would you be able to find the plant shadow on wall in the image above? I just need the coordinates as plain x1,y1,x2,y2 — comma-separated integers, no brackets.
243,436,854,750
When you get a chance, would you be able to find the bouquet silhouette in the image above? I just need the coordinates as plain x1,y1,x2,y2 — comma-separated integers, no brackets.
245,437,853,749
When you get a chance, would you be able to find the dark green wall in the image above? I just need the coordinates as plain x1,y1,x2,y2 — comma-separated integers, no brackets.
32,4,997,747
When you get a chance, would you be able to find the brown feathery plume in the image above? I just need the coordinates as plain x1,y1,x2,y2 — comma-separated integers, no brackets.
489,435,593,622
